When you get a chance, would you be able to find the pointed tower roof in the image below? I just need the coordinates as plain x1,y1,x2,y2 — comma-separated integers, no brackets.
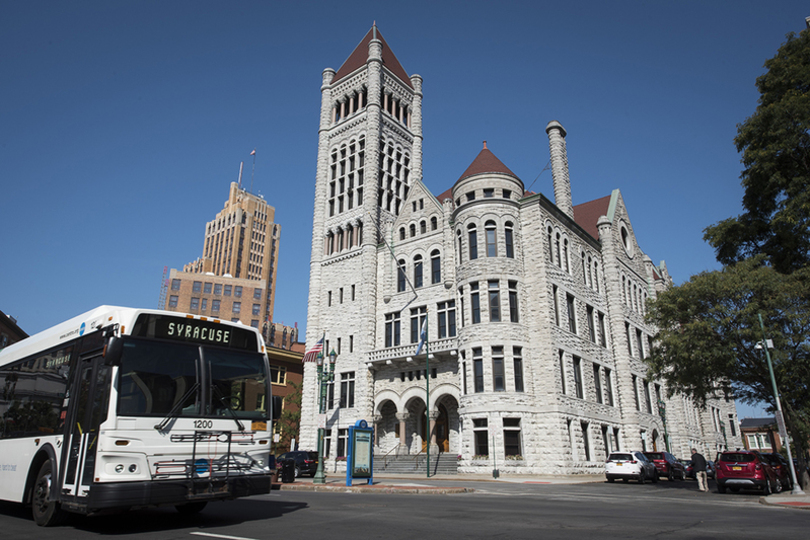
333,25,413,88
457,141,519,182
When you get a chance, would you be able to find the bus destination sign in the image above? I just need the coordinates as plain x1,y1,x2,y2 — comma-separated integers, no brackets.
131,314,258,351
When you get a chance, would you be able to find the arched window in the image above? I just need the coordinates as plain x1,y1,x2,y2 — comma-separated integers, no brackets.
593,261,599,293
431,216,438,231
547,226,554,263
414,255,423,288
420,220,427,234
468,224,478,260
410,223,416,237
399,227,406,241
457,229,463,264
504,222,514,258
397,259,407,292
485,220,497,257
563,238,569,272
555,233,561,267
431,249,441,284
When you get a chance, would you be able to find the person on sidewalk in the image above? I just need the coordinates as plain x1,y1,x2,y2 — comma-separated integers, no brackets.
691,448,708,492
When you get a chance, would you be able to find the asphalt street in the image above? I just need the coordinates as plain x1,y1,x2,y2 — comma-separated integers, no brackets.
0,479,805,539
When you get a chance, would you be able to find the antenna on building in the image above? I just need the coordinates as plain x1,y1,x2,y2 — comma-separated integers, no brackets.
237,161,244,190
158,266,168,309
250,148,257,194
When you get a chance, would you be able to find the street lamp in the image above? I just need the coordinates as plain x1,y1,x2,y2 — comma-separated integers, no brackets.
313,348,337,484
757,314,805,495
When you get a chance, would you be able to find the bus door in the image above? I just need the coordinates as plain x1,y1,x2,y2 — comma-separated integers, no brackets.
61,353,110,502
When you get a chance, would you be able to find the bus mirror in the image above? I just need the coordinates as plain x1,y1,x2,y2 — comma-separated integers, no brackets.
103,336,124,366
271,395,283,421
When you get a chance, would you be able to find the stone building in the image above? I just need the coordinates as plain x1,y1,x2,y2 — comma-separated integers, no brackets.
300,25,740,474
163,180,298,349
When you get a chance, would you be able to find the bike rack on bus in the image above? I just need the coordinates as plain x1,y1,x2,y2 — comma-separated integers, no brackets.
153,430,258,497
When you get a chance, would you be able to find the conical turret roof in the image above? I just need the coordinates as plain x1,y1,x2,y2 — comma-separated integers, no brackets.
333,25,412,88
457,142,519,182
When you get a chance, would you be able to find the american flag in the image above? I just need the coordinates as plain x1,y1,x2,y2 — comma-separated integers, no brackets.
302,336,324,363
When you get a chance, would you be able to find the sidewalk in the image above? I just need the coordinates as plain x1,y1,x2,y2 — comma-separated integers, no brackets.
760,491,810,510
274,472,605,494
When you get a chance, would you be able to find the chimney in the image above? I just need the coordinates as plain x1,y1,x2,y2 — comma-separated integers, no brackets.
546,120,574,219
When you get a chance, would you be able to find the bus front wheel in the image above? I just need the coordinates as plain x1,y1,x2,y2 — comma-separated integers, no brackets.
32,460,67,527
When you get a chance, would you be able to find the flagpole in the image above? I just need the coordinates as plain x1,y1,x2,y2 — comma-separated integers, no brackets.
425,313,430,478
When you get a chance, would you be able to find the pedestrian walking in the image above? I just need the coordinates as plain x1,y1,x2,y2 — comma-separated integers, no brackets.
691,448,708,492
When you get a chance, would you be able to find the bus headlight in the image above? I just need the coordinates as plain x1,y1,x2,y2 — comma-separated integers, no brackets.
115,464,124,473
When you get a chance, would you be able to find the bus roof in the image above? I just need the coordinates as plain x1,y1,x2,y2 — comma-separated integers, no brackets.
0,306,265,366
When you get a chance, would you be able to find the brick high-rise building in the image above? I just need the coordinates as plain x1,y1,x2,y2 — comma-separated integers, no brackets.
164,181,295,347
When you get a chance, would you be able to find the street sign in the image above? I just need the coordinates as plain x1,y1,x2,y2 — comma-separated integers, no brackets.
775,410,787,439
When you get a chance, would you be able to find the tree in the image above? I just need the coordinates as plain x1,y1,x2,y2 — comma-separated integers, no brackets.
276,380,302,453
646,258,810,486
704,30,810,274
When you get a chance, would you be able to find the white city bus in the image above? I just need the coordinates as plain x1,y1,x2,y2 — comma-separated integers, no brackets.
0,306,281,526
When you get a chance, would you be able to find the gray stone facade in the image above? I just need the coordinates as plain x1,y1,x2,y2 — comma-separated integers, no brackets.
300,26,741,474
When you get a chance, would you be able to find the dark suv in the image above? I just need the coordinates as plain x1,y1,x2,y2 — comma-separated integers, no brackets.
276,451,319,478
760,453,793,491
716,450,778,494
643,451,686,481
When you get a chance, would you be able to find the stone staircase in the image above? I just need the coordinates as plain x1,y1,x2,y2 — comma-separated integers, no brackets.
374,452,458,475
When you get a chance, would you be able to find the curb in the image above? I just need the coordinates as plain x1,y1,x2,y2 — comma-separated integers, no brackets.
277,483,472,495
758,495,810,510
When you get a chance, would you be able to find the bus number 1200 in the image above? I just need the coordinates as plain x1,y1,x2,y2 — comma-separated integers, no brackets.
194,420,213,429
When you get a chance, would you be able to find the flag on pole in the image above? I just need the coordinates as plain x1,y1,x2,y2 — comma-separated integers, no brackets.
415,318,428,356
250,149,256,156
302,336,324,363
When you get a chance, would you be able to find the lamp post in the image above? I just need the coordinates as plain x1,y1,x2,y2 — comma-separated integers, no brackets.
757,314,805,495
313,349,336,484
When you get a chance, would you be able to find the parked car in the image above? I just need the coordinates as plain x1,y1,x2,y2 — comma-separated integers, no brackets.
760,453,793,491
716,450,779,494
606,451,658,484
276,451,319,478
684,459,715,479
643,451,686,481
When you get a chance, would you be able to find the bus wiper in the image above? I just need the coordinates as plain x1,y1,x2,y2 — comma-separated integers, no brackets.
211,385,245,432
154,382,200,431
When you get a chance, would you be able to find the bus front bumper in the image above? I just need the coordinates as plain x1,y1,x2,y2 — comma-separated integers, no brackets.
80,474,272,512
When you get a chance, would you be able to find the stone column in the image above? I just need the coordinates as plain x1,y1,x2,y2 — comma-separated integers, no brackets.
428,410,440,448
372,414,382,448
396,412,411,455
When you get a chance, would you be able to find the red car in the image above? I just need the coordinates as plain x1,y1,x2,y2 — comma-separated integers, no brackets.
643,451,686,481
716,450,779,494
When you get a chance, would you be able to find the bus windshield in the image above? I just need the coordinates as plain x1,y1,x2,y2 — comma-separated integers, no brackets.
117,339,268,421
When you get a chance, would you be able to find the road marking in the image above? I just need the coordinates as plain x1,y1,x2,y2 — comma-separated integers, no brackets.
191,532,258,540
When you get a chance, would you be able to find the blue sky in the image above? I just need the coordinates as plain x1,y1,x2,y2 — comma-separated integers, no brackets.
3,1,806,419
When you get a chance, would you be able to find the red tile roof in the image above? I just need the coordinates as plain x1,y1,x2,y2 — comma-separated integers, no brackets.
573,195,611,241
333,26,413,89
457,142,518,182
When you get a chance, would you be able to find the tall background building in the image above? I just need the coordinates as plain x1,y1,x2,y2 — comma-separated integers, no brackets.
300,25,740,474
162,179,298,349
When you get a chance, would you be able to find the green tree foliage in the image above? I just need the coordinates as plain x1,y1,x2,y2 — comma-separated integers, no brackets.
646,258,810,483
704,30,810,274
276,380,302,453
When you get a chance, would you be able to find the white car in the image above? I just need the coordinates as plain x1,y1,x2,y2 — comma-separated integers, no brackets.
606,451,658,484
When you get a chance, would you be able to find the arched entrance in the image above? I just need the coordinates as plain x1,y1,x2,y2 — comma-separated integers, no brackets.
420,403,449,453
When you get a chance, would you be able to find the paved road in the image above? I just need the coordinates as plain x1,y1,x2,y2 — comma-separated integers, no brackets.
0,479,804,539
